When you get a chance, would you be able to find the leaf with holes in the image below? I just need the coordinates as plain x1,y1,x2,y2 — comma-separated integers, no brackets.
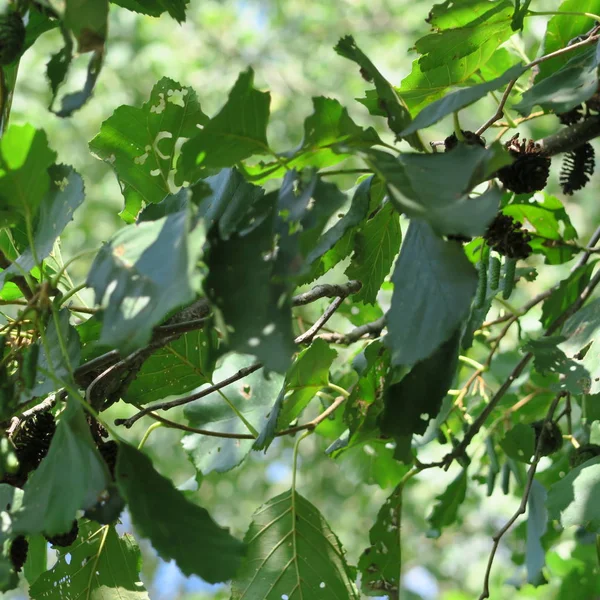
182,353,284,474
231,489,359,599
177,69,270,184
29,520,149,599
427,469,468,538
123,329,219,405
358,482,402,596
90,77,207,221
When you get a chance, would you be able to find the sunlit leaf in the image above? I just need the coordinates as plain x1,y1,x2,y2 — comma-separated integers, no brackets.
231,489,358,599
29,521,149,599
110,0,190,22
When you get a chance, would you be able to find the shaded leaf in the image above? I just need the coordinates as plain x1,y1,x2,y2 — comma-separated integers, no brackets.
277,338,338,428
0,165,85,289
123,329,218,405
427,469,468,538
402,63,525,135
110,0,189,22
90,77,207,220
536,0,600,81
526,480,548,586
381,328,461,457
547,456,600,531
345,202,401,305
116,443,244,582
178,69,270,183
541,262,597,328
87,207,205,353
499,423,535,463
23,535,47,586
367,146,507,237
385,221,476,366
204,200,295,372
183,354,284,474
358,483,402,596
515,48,600,116
64,0,108,52
231,489,358,599
30,521,149,599
13,400,109,536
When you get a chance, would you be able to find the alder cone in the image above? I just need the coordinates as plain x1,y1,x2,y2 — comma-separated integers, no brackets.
45,520,79,548
444,130,485,151
0,11,25,65
9,535,28,573
531,420,563,456
497,136,550,194
569,443,600,468
484,214,532,260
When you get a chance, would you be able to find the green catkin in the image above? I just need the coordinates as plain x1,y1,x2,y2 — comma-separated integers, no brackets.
501,461,511,495
488,256,501,291
475,253,489,308
502,257,517,299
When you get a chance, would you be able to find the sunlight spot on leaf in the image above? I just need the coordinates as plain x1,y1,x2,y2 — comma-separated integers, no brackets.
262,323,275,336
248,337,260,347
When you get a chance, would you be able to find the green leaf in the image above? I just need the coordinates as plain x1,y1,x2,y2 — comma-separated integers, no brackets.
116,443,244,581
505,193,578,265
547,456,600,532
385,221,477,366
541,262,597,328
231,489,358,599
13,400,109,536
414,1,513,71
500,423,536,463
427,469,468,538
244,97,382,182
183,354,284,474
109,0,190,22
345,202,402,304
0,125,56,228
344,341,389,447
26,308,81,401
396,34,510,113
426,0,506,29
525,337,590,395
512,0,534,30
381,328,461,455
358,483,402,596
334,36,423,150
198,168,265,239
536,0,600,81
177,69,271,183
0,165,85,289
515,48,600,116
205,200,295,372
87,207,205,353
401,63,525,135
90,78,207,220
123,329,218,405
367,146,507,237
304,175,372,269
526,480,548,586
64,0,108,52
23,534,47,587
30,520,149,599
277,338,338,428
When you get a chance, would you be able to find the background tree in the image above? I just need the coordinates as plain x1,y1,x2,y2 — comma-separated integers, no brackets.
1,1,600,599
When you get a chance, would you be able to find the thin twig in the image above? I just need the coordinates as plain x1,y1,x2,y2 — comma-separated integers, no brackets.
446,267,600,468
295,296,344,344
317,316,386,344
0,250,33,300
292,280,361,306
476,33,600,135
479,391,564,599
7,392,61,437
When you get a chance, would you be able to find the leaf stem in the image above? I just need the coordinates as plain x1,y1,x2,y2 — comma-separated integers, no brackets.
138,421,163,450
292,430,311,493
326,382,350,398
